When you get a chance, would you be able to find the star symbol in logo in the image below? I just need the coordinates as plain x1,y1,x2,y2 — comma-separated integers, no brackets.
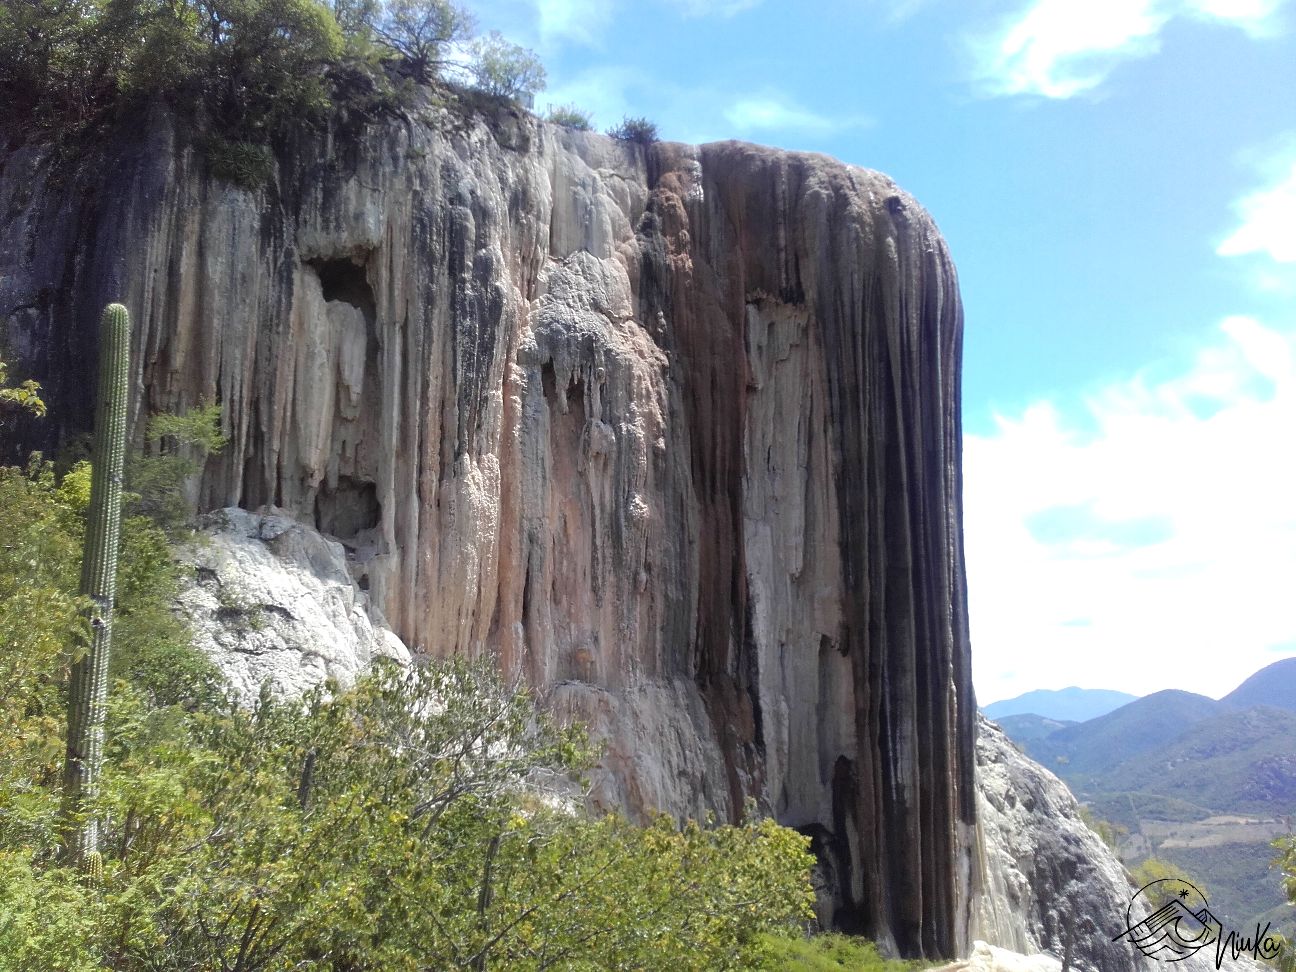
1179,889,1191,899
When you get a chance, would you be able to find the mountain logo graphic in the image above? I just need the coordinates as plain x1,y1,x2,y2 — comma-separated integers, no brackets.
1112,878,1219,962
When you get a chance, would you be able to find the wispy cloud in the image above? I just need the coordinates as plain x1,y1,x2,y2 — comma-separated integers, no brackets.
533,0,616,48
1218,159,1296,264
722,94,869,134
966,315,1296,703
525,0,759,47
970,0,1290,98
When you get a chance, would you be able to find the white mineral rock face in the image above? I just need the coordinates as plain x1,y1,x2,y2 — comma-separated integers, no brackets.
175,507,411,701
970,716,1263,972
4,100,972,955
929,940,1063,972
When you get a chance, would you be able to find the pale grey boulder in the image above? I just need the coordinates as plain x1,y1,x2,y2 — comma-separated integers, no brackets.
175,507,410,702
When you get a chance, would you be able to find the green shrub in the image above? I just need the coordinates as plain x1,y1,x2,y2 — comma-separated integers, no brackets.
755,931,932,970
607,115,659,145
0,359,46,421
203,135,275,189
546,103,593,131
467,30,544,101
127,403,228,532
0,645,817,969
2,0,346,144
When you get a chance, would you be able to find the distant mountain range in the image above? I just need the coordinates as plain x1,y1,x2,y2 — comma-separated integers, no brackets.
987,656,1296,937
982,686,1138,722
982,656,1296,724
1219,656,1296,712
988,657,1296,809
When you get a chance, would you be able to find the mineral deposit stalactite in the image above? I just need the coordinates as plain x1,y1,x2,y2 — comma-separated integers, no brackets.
0,104,975,957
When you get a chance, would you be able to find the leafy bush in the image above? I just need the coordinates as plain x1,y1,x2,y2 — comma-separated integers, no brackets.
1078,804,1126,852
546,103,593,131
0,642,816,968
1128,857,1211,905
467,30,545,101
755,931,931,970
607,115,659,145
0,359,46,420
1,0,345,144
127,403,228,532
203,135,276,188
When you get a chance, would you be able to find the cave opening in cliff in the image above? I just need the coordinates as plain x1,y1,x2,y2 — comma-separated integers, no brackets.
307,257,376,319
315,476,381,541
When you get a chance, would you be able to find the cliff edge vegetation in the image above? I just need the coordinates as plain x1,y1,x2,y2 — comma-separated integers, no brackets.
0,0,546,182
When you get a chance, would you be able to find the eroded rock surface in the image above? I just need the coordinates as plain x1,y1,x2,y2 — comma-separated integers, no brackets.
970,716,1263,972
176,506,410,701
930,940,1063,972
1,100,972,956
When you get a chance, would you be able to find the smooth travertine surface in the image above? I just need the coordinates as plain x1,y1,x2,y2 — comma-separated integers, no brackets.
1,99,972,956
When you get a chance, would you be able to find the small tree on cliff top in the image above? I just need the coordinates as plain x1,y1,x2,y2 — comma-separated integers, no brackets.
372,0,473,82
468,30,545,101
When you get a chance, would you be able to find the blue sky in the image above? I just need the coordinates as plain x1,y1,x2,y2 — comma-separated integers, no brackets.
463,0,1296,704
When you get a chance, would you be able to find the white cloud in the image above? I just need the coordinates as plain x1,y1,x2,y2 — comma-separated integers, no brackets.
525,0,758,46
971,0,1289,98
1218,160,1296,263
533,0,616,47
966,317,1296,704
1186,0,1288,35
722,95,867,134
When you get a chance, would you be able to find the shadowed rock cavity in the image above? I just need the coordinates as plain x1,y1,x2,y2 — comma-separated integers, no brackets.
0,108,975,958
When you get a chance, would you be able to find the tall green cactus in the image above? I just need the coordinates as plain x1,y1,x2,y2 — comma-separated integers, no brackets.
61,302,131,877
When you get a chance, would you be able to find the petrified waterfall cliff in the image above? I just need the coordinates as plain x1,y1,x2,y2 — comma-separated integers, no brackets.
0,99,975,957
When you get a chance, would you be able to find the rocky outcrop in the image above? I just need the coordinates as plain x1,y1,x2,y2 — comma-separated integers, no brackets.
175,506,410,701
970,716,1264,972
931,941,1063,972
0,98,973,956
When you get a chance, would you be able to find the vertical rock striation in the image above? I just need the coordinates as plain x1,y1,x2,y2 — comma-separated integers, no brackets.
0,100,974,957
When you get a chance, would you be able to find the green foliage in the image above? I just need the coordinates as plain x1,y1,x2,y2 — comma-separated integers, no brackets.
1151,840,1295,934
371,0,473,82
1277,833,1296,904
1267,835,1296,968
755,932,930,970
467,30,544,101
0,454,218,852
545,103,593,131
0,359,46,420
1,0,345,148
195,0,344,136
607,115,659,145
203,135,276,188
1129,857,1211,905
1077,804,1126,851
0,338,812,969
0,651,816,969
0,458,89,852
127,402,226,534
